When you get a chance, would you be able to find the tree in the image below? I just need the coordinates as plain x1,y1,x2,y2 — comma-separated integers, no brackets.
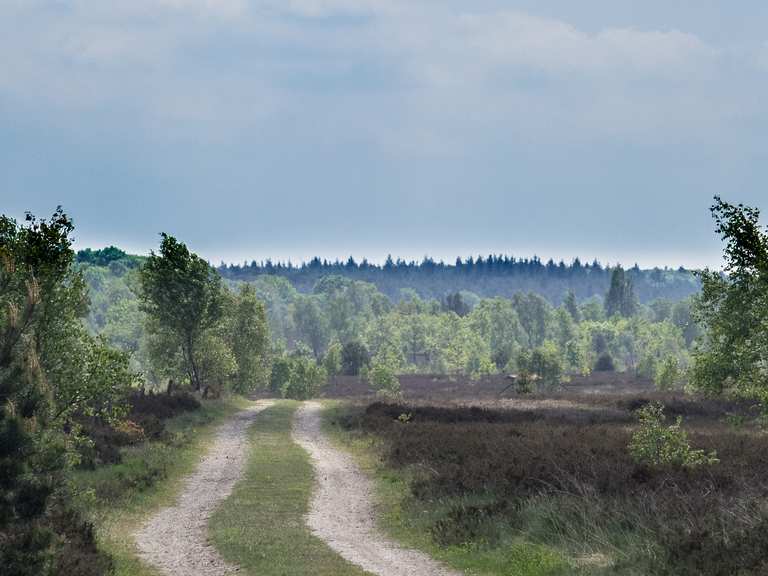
139,234,225,392
512,293,551,347
671,299,700,346
443,292,470,317
655,355,682,391
368,362,400,398
468,299,525,370
280,354,328,400
228,284,271,393
594,352,615,372
692,197,768,400
604,267,638,318
292,295,329,358
195,332,237,397
563,290,581,323
518,342,563,389
342,340,370,375
515,342,563,391
323,341,343,378
0,209,114,574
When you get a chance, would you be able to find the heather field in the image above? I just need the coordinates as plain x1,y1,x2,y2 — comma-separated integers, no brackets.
327,378,768,576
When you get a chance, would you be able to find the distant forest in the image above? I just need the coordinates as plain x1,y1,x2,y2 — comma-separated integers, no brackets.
216,255,701,304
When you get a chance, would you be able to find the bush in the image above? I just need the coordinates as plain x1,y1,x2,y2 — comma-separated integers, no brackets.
517,343,563,390
655,355,682,391
369,364,401,399
629,402,718,468
281,357,327,400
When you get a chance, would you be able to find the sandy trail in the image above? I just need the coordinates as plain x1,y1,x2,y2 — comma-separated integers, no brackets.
134,400,273,576
293,401,462,576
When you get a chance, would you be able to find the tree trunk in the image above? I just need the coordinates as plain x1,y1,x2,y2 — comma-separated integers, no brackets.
184,335,202,392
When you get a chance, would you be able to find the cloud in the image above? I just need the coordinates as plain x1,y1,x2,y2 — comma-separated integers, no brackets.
0,0,763,155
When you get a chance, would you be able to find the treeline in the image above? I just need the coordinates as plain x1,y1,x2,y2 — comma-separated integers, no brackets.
82,242,699,398
217,253,701,304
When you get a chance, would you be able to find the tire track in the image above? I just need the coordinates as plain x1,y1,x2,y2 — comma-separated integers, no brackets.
134,400,273,576
293,401,462,576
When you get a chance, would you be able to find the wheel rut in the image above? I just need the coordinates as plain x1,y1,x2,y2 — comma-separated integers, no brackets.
293,401,462,576
134,400,273,576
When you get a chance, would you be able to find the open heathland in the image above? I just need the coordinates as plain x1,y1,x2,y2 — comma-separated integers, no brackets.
329,390,768,576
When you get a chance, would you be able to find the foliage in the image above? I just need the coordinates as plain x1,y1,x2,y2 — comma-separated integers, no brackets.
322,341,343,378
139,233,225,391
655,355,682,391
76,246,130,267
84,243,699,385
280,354,328,400
194,332,237,398
691,197,768,401
228,284,271,393
368,363,401,399
594,352,615,372
269,356,292,394
517,342,563,389
0,208,114,575
442,292,470,317
604,267,639,318
629,403,718,468
292,295,330,358
563,290,581,322
341,339,370,376
218,254,700,305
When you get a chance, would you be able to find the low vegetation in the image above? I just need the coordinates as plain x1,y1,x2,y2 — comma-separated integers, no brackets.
332,395,768,576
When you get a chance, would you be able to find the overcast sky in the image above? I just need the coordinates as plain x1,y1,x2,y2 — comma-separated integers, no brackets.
2,1,767,268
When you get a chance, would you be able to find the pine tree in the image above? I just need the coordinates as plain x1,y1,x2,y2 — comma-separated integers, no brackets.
563,290,581,322
605,267,638,318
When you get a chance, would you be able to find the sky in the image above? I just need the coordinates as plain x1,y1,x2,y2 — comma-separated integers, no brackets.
2,1,767,269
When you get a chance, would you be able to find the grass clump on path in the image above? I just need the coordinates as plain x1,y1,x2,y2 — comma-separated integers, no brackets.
209,401,370,576
73,395,249,576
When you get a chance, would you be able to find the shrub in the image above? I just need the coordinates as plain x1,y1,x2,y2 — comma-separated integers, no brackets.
517,343,563,390
629,402,718,468
369,364,401,399
281,357,327,400
655,355,682,391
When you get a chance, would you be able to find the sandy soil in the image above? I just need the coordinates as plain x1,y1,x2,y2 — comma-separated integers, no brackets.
134,400,273,576
293,401,462,576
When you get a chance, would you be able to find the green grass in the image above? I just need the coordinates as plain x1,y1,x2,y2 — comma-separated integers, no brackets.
208,401,370,576
322,401,573,576
72,395,250,576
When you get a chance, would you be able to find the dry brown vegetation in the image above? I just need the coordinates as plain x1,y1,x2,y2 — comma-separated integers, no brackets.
334,376,768,575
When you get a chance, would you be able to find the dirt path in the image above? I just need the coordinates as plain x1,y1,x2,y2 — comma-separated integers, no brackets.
134,401,273,576
293,401,462,576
